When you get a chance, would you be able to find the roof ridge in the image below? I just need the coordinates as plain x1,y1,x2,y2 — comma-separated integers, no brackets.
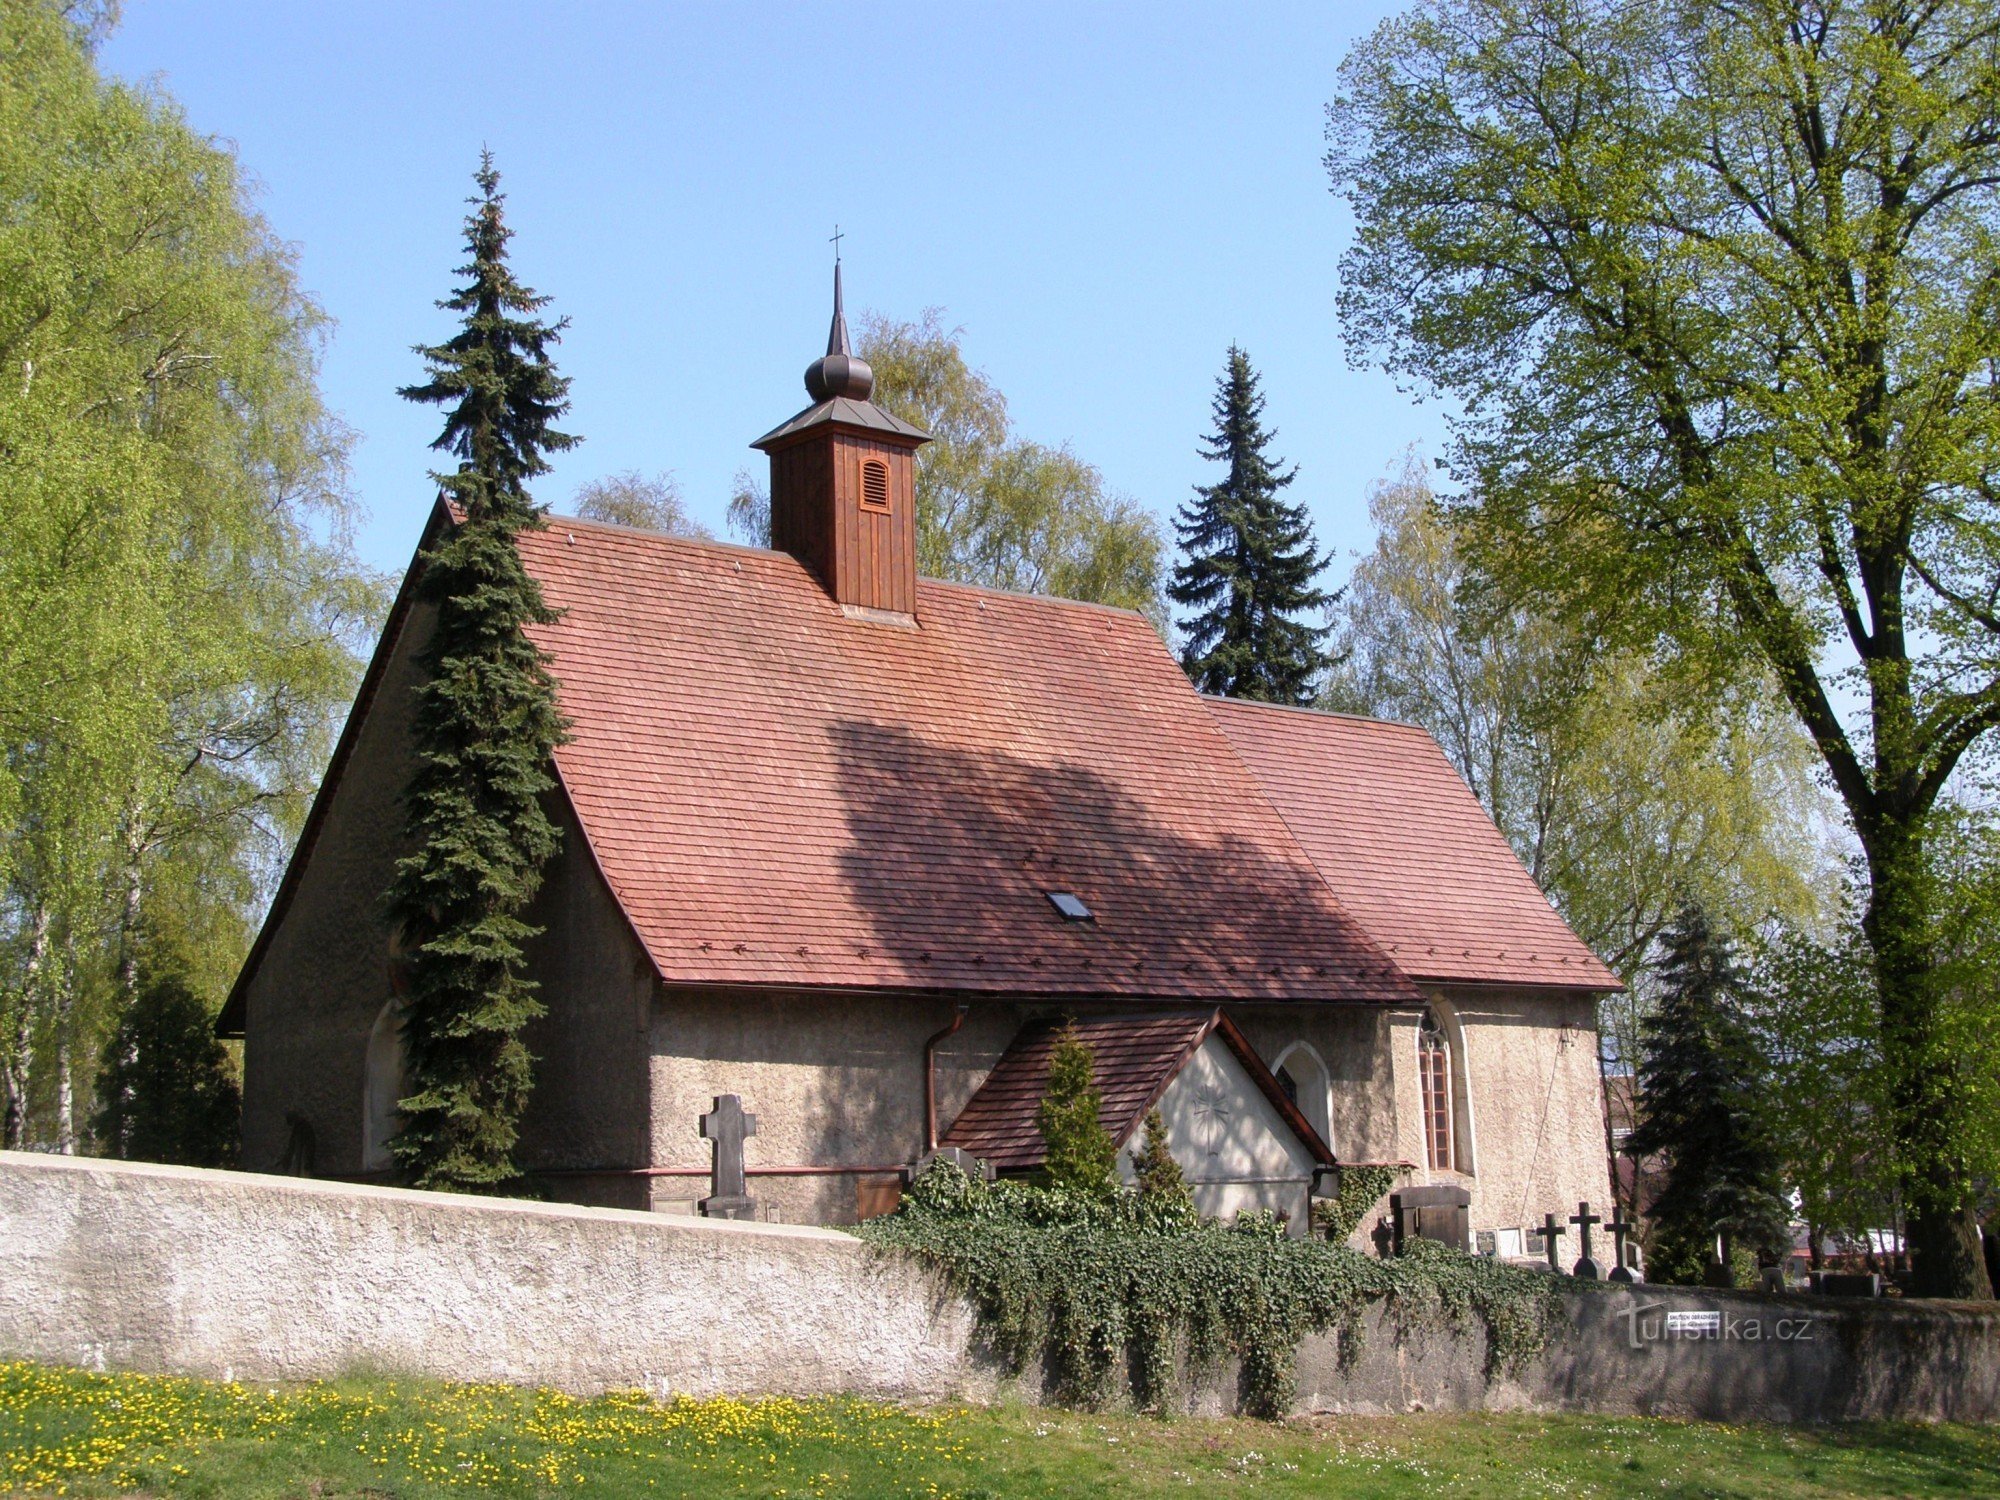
913,574,1153,622
541,513,784,559
1199,693,1431,734
537,517,1154,622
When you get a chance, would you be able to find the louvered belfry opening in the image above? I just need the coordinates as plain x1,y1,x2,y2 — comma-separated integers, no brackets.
860,459,890,513
751,263,930,618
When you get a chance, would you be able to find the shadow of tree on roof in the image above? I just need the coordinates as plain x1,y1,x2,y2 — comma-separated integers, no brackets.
825,717,1412,1004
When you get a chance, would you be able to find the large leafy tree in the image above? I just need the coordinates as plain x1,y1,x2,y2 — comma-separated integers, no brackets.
1626,906,1792,1285
1326,456,1832,982
570,470,710,538
1751,913,1898,1270
861,312,1165,617
389,155,575,1192
1171,347,1333,703
1331,0,2000,1296
0,0,373,1151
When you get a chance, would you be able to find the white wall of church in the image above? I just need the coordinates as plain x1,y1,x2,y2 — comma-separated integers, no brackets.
647,990,1031,1226
1118,1034,1319,1233
1389,987,1612,1255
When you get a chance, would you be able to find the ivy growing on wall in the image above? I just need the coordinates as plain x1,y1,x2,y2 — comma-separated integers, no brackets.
861,1162,1561,1419
1310,1164,1400,1245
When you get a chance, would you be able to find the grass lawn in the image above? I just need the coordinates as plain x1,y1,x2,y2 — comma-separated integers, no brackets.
4,1360,1996,1499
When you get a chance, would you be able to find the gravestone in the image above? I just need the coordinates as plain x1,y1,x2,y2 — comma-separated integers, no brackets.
1541,1211,1566,1273
1811,1271,1884,1298
699,1094,757,1221
1570,1200,1603,1280
1607,1210,1637,1283
1390,1184,1471,1253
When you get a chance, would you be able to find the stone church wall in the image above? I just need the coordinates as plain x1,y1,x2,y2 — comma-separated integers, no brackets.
1430,986,1614,1253
646,990,1034,1226
1231,992,1612,1256
6,1152,1997,1424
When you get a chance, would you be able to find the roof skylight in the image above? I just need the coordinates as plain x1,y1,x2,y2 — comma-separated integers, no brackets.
1047,891,1094,922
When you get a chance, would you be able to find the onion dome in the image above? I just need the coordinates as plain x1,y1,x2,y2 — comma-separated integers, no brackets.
803,262,874,402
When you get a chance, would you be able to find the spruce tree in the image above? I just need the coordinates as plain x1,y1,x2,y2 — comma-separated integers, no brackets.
388,154,576,1192
1035,1022,1118,1198
1171,347,1332,703
1626,905,1791,1285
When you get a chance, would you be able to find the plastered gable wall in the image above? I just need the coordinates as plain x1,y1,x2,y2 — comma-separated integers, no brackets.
239,600,436,1173
1389,988,1611,1246
1119,1033,1319,1232
509,799,655,1207
241,595,653,1199
648,992,1035,1224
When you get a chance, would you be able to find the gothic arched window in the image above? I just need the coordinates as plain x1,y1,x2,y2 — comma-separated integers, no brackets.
1418,1008,1453,1172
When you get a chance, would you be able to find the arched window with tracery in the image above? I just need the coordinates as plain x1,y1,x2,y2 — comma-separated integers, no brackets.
1418,1008,1453,1172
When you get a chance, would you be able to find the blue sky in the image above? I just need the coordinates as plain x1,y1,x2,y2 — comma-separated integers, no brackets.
102,2,1445,587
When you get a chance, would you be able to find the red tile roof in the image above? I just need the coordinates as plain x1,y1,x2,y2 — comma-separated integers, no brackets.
940,1010,1331,1170
518,518,1420,1004
1204,697,1620,991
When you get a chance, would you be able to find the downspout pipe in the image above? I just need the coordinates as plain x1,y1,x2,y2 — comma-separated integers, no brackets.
922,1003,971,1153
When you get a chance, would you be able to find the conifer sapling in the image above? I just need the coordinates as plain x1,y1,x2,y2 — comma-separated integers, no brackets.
1131,1105,1193,1212
1626,904,1790,1284
1035,1021,1118,1198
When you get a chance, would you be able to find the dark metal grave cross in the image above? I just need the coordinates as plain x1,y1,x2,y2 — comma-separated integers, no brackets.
1540,1211,1566,1273
1607,1211,1636,1283
1570,1200,1603,1280
1370,1216,1396,1259
700,1094,757,1221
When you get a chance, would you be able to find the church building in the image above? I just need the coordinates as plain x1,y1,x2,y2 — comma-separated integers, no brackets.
221,272,1619,1248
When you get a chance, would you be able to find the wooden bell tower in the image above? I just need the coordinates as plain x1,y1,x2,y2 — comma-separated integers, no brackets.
751,263,930,621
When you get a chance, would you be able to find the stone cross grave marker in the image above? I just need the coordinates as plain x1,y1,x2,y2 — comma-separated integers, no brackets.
1541,1210,1566,1272
700,1094,757,1221
1607,1210,1636,1283
1570,1200,1603,1279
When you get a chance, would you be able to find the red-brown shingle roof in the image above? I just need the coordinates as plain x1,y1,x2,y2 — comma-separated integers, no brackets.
940,1010,1331,1170
1203,697,1620,991
518,519,1419,1004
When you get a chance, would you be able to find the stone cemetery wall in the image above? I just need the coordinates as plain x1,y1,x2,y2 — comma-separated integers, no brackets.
4,1152,1998,1423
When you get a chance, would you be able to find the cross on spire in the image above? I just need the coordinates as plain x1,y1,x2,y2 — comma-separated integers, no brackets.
829,223,844,264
